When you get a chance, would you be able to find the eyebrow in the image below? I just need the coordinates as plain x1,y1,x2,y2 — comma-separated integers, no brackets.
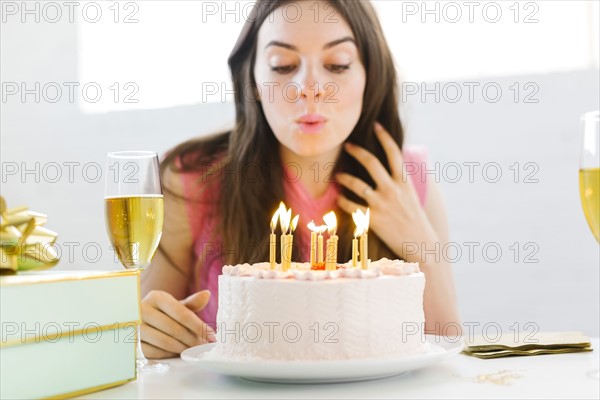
264,36,356,51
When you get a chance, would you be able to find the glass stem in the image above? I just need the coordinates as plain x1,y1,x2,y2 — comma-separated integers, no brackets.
136,325,148,364
135,323,169,373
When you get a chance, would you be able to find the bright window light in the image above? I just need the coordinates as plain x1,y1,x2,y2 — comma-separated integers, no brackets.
77,0,600,113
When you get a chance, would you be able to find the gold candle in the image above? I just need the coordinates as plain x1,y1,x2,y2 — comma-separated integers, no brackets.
360,232,368,270
310,231,317,264
307,221,318,266
324,211,338,271
325,236,338,271
278,202,291,271
352,208,370,270
269,209,279,270
283,215,299,272
317,232,324,263
283,235,292,271
280,234,287,270
352,232,359,268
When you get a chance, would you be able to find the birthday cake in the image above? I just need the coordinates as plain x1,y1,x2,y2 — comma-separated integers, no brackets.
204,258,427,361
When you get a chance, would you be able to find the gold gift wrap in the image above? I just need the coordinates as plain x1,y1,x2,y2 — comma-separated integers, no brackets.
462,331,593,359
0,196,60,273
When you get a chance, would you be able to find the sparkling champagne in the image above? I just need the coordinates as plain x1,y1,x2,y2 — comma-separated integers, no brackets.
105,195,164,269
579,168,600,242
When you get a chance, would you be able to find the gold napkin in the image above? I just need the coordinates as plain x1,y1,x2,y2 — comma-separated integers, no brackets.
462,331,593,359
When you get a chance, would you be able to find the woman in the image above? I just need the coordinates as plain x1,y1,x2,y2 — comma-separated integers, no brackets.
141,0,460,359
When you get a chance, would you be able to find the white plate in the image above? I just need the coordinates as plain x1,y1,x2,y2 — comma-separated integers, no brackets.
181,335,464,384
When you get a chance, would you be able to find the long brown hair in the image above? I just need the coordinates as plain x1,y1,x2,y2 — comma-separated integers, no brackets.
161,0,403,267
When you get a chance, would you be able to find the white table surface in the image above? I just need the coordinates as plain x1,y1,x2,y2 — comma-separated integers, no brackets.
83,338,600,399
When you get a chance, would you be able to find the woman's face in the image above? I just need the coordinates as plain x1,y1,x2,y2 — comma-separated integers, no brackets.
254,1,366,158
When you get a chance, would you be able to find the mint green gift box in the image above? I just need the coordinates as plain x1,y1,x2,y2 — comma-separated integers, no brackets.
1,270,140,399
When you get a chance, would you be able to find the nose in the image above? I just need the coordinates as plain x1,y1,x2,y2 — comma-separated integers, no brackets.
298,65,325,102
300,84,324,102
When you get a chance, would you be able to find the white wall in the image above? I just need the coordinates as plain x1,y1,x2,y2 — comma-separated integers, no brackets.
75,0,600,112
1,8,598,337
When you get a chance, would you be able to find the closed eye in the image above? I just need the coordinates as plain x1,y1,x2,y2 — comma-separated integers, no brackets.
326,64,350,73
270,65,297,74
270,64,351,75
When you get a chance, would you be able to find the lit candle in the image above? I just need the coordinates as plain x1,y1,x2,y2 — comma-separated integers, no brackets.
284,215,299,272
353,208,370,270
352,228,360,268
361,209,370,269
323,211,338,271
317,228,324,263
269,208,280,270
278,203,291,271
360,230,368,270
307,221,318,266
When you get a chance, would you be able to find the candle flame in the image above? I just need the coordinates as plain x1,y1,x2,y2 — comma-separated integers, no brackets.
351,209,362,227
278,202,290,233
285,209,292,230
323,211,337,235
270,208,280,232
308,219,327,234
290,215,299,233
352,208,370,235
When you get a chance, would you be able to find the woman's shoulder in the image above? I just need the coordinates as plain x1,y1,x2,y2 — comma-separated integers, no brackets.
401,144,429,207
402,144,428,164
162,137,228,243
164,131,230,174
165,134,230,196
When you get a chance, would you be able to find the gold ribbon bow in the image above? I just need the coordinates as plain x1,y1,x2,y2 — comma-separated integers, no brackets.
0,196,60,273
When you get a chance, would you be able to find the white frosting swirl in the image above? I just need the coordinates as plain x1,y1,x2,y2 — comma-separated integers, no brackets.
222,258,420,280
293,269,340,280
373,258,420,275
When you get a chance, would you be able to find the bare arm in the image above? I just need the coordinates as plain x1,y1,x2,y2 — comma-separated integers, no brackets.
421,179,461,335
140,165,215,359
142,166,194,299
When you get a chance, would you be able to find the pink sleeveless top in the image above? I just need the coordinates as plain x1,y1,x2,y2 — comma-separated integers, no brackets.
180,146,429,327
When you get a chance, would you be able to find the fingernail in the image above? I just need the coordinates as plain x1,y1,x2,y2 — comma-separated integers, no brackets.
208,334,217,343
374,121,382,130
344,142,354,150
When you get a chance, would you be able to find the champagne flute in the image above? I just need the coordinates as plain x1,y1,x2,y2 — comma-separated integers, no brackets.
578,110,599,380
105,151,168,373
580,111,600,242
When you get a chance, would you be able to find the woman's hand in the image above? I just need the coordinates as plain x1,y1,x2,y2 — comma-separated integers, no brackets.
336,122,438,262
141,290,216,359
337,122,461,332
